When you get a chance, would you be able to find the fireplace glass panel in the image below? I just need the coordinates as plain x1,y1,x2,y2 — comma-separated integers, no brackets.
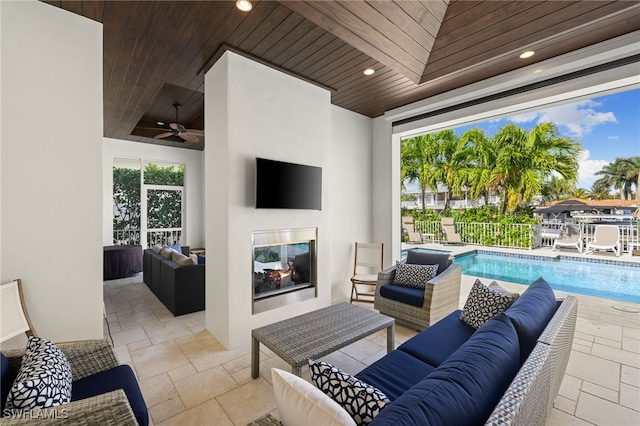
253,242,311,299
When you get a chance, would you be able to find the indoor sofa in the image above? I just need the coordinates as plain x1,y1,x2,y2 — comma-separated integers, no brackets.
357,277,578,425
143,247,205,316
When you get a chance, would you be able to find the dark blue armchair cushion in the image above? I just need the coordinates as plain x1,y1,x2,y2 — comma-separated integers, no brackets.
397,310,475,367
406,250,450,274
379,284,424,307
355,350,436,402
1,353,18,412
197,254,206,265
370,313,520,426
72,365,149,426
504,277,557,365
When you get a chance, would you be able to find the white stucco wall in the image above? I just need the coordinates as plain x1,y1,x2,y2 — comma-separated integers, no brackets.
330,105,374,303
102,138,205,248
205,52,333,348
1,1,103,345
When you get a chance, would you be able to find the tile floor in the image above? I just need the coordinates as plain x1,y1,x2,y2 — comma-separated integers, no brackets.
105,250,640,425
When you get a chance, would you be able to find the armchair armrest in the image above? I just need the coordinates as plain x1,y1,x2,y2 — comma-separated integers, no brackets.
376,264,397,291
1,389,137,426
423,263,462,316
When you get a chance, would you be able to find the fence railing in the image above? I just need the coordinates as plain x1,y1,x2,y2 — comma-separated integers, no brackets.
414,220,639,252
414,221,536,249
113,228,183,248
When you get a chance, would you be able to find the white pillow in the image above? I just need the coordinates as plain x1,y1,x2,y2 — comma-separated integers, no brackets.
151,244,163,254
271,368,356,426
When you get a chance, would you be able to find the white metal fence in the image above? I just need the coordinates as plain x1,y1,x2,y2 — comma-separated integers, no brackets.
414,220,639,252
113,228,183,248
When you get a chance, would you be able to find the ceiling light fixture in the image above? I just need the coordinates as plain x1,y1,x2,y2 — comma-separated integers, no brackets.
236,1,252,12
364,68,375,76
520,50,535,59
156,121,164,126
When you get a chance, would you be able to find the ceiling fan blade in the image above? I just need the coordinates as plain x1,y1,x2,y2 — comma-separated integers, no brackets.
154,132,174,139
169,122,180,131
185,129,204,136
180,132,200,143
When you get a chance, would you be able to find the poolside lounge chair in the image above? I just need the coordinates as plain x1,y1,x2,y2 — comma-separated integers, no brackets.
441,217,463,244
586,225,621,257
402,216,423,243
552,224,583,253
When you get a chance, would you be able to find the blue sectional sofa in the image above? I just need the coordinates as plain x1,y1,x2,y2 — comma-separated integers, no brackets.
356,278,577,425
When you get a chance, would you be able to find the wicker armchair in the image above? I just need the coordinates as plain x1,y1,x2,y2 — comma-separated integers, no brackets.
2,339,139,426
374,251,461,330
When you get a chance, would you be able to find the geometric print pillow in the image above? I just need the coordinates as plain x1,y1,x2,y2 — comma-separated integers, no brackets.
460,279,520,329
5,337,72,412
308,359,390,426
392,262,439,289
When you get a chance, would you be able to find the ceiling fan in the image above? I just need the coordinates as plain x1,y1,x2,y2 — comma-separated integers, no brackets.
153,103,204,143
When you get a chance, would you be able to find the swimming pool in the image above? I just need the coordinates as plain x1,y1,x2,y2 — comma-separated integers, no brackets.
454,250,640,304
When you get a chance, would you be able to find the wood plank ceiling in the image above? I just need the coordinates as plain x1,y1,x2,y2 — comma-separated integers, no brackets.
42,0,640,150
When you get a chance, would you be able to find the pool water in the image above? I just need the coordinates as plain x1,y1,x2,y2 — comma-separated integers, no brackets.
455,251,640,304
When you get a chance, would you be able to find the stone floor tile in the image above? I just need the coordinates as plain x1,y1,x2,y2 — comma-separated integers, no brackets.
621,365,640,386
619,383,640,412
173,365,237,409
139,373,179,407
321,350,368,376
216,377,277,426
547,408,594,425
147,322,193,345
157,399,233,426
174,329,219,354
119,309,163,330
554,395,577,415
594,336,622,348
148,396,185,424
622,336,640,354
591,343,640,368
576,318,623,341
167,363,198,383
111,327,149,348
558,374,582,401
186,343,250,372
340,337,385,360
566,351,620,391
581,381,618,403
130,340,191,380
222,353,252,375
575,392,640,425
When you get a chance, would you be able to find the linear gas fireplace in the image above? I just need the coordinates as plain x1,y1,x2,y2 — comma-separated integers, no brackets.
252,228,317,314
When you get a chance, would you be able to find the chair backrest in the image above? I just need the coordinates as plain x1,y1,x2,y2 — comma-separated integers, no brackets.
441,217,455,226
562,224,581,239
402,216,416,232
593,225,620,245
353,243,384,275
1,279,36,343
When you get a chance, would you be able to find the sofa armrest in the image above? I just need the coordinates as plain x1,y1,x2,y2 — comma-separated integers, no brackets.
1,389,137,426
423,263,462,320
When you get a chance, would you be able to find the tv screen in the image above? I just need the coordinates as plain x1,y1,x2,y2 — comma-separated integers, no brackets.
256,158,322,210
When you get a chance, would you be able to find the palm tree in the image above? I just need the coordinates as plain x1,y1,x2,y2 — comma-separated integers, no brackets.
620,156,640,202
428,130,470,210
491,122,581,213
401,134,440,213
589,181,611,200
460,128,496,206
540,175,574,203
594,159,628,199
571,188,590,199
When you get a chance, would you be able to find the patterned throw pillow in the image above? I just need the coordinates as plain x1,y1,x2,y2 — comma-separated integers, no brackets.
460,279,520,328
392,262,439,289
6,337,72,412
309,359,390,426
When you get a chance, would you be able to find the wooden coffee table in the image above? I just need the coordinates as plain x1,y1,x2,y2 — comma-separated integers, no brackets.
251,302,394,378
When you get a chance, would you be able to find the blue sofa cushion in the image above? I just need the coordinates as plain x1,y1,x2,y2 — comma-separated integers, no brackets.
197,254,206,265
355,350,436,402
504,277,558,365
379,284,424,307
406,250,450,274
1,353,18,412
397,310,475,367
72,365,149,426
370,313,520,426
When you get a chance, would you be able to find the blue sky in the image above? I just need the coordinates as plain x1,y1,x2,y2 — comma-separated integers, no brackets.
452,87,640,190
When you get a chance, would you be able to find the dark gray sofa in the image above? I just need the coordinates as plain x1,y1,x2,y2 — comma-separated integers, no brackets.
143,248,205,316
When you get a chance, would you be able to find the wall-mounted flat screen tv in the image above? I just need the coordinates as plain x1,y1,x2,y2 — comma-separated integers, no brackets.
256,158,322,210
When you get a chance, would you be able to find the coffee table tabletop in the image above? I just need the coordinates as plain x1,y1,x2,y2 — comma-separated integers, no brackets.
251,302,395,378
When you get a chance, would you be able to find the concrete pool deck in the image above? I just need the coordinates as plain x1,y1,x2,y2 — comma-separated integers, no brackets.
100,245,639,425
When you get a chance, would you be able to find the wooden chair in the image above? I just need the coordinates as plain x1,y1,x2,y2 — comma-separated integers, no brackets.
350,243,384,303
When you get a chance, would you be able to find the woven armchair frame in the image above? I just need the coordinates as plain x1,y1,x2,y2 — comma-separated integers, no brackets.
374,262,462,330
2,339,138,425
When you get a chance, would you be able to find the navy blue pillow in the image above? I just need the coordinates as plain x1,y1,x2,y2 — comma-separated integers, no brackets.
405,250,450,275
370,313,520,426
504,277,557,365
1,353,18,412
197,254,206,265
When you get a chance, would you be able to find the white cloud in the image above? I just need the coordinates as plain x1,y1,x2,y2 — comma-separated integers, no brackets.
577,150,609,189
508,100,617,137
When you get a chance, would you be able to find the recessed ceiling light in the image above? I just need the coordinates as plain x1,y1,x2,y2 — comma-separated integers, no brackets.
520,51,535,59
157,121,165,126
364,68,375,76
236,1,252,12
